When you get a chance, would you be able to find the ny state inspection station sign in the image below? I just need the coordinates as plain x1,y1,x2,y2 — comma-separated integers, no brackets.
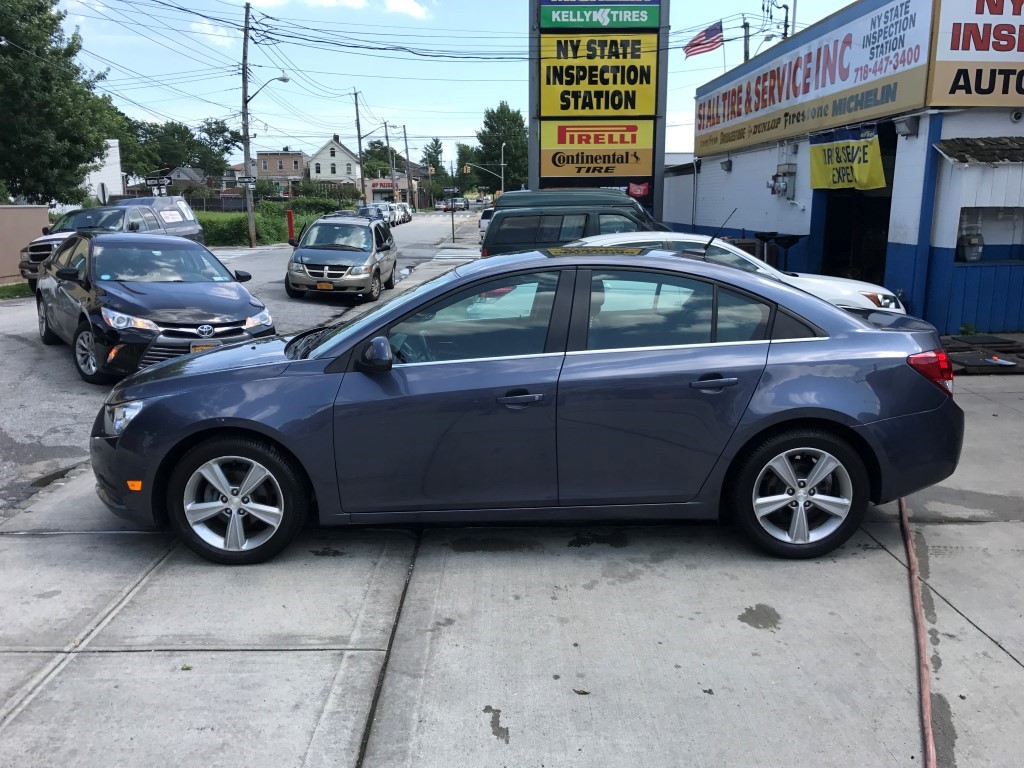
541,0,660,29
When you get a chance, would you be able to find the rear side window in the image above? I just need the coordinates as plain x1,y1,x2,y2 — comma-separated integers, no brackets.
717,288,771,342
599,214,640,235
176,201,196,221
771,311,819,340
493,215,540,244
538,214,586,241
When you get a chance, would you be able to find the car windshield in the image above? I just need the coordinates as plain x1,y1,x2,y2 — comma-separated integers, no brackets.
93,242,235,283
299,223,372,251
53,209,125,232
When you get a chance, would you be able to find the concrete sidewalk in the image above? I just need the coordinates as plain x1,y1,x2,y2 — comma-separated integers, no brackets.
1,326,1022,764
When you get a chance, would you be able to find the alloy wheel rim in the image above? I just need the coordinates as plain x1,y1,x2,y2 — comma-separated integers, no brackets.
182,455,284,552
370,275,381,299
751,447,853,545
75,330,98,375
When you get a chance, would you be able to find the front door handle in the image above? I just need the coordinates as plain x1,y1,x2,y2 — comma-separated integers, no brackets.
497,391,545,406
690,377,739,390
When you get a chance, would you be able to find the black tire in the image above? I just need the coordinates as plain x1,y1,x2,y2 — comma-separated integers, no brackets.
364,272,382,302
37,300,59,345
27,278,37,293
284,278,306,298
383,263,396,289
729,429,868,559
166,437,309,565
72,322,114,384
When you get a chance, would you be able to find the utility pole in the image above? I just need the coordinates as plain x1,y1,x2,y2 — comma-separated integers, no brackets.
353,90,365,203
384,121,397,203
241,2,255,248
402,125,415,210
743,17,750,61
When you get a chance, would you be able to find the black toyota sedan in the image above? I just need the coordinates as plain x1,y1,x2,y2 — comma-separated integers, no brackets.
36,232,274,384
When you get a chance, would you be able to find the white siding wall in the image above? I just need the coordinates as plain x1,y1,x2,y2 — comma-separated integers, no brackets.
663,172,694,227
309,147,360,183
942,109,1024,141
887,113,934,247
695,142,812,235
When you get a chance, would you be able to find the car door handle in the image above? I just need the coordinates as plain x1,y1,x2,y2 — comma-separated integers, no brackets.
690,377,739,390
497,392,545,406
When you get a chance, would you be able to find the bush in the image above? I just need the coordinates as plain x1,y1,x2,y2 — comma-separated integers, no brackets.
255,199,285,217
288,197,338,215
196,212,249,246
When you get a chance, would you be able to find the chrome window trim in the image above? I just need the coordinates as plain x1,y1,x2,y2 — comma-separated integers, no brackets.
567,339,772,356
393,351,564,368
769,336,830,344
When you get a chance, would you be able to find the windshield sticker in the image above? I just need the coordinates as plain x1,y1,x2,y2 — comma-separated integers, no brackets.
160,210,184,223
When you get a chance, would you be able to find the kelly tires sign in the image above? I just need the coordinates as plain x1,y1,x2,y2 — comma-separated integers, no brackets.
540,0,660,29
540,120,654,176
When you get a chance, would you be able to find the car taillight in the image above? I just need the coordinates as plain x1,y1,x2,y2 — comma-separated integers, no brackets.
481,246,488,258
908,349,954,395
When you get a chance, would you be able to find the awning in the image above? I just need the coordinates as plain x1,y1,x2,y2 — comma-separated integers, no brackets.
934,137,1024,164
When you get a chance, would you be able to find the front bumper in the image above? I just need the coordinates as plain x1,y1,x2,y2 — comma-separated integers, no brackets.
90,424,159,527
18,258,42,280
93,325,275,377
288,269,372,293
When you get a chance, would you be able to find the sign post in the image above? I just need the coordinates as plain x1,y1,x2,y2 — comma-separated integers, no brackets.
443,187,459,240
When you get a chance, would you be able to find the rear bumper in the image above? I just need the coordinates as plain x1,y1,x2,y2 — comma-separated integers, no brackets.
856,396,965,503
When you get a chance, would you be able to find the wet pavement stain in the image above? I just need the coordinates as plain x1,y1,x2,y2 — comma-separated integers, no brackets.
567,530,629,548
931,692,959,768
33,590,61,599
572,689,590,695
309,546,345,557
737,603,781,631
482,705,509,744
451,538,540,553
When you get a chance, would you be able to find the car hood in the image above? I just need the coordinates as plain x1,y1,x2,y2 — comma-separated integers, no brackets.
782,272,905,312
112,336,292,402
30,232,73,248
100,280,264,324
291,247,368,267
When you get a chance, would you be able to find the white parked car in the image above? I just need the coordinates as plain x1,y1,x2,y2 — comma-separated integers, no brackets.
479,207,494,242
567,231,905,313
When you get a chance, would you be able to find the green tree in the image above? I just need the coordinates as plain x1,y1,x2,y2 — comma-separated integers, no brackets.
195,119,242,179
420,138,443,174
476,101,528,193
0,0,121,203
455,143,479,192
254,178,277,197
362,139,406,181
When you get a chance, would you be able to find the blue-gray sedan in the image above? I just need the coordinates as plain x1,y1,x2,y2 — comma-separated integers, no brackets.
90,248,964,564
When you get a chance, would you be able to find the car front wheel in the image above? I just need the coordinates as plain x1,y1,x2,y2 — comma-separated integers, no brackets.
364,272,382,302
729,429,868,559
72,322,113,384
284,279,306,299
167,437,309,565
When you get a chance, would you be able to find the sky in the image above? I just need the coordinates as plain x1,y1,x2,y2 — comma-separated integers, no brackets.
60,0,854,170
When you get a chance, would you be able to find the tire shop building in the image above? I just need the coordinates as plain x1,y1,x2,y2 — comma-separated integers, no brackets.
683,0,1024,334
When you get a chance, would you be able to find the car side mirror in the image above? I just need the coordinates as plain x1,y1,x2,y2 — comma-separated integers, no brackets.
128,222,140,231
356,336,393,373
378,242,390,251
288,238,297,247
235,270,252,282
42,226,51,235
56,267,81,282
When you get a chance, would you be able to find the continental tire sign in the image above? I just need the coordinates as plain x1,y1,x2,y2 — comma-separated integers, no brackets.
540,33,657,116
541,120,653,176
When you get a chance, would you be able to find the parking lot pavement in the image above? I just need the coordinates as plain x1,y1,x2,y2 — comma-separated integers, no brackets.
2,325,1023,765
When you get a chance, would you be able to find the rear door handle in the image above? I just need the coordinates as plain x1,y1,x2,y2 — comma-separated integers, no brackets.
690,377,739,390
497,392,545,405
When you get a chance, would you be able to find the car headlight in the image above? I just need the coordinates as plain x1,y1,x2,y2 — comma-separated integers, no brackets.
348,264,371,276
860,292,901,310
104,400,144,435
101,307,160,331
244,309,273,329
288,262,305,274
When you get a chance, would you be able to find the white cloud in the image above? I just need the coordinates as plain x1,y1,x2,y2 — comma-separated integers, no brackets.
385,0,429,19
189,20,240,48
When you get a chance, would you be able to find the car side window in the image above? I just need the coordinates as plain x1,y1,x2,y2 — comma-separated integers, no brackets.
374,226,387,249
493,215,539,244
587,270,713,350
717,288,771,342
52,237,80,268
537,214,586,241
599,214,640,235
387,271,561,364
68,239,90,279
128,209,147,231
141,209,161,229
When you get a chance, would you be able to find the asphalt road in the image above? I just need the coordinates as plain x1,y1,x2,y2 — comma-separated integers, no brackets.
0,210,479,514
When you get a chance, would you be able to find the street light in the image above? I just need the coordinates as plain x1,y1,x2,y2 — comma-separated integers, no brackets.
500,142,506,195
242,71,289,247
754,34,776,57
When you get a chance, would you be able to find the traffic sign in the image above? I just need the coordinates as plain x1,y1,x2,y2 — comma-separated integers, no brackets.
242,183,256,189
238,176,257,184
145,176,172,187
443,187,459,193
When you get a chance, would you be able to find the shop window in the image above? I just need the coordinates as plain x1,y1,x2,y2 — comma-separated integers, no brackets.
957,207,1024,263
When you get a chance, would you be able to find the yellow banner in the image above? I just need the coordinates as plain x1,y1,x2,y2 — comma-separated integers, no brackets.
809,129,886,191
540,33,658,117
541,120,653,176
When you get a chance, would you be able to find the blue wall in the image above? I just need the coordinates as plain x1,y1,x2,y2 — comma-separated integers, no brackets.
926,253,1024,334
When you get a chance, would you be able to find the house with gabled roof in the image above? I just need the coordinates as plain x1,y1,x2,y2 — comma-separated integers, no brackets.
309,135,361,188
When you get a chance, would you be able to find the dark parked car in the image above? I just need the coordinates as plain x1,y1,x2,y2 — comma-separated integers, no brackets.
285,216,398,301
91,247,963,565
37,232,273,384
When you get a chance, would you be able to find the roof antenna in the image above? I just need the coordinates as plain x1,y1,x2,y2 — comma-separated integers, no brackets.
704,208,737,255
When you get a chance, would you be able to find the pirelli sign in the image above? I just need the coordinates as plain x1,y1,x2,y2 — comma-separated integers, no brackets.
541,120,654,176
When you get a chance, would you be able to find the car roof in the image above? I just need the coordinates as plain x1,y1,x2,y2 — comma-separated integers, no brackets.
495,189,639,208
108,196,187,208
313,216,374,225
489,205,643,218
86,232,204,245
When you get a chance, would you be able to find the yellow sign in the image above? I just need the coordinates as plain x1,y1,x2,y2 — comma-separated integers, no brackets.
928,0,1024,106
540,33,657,117
540,120,653,176
809,128,886,191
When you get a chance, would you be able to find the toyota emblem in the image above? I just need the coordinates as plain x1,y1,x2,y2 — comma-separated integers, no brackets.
197,324,215,338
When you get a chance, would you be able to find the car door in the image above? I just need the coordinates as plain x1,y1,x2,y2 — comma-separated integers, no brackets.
375,223,396,275
39,236,80,342
52,237,93,339
126,208,147,232
139,208,165,234
334,269,573,514
557,267,771,505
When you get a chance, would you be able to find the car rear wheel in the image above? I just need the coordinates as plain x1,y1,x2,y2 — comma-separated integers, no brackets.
284,279,305,299
167,437,308,565
364,272,382,302
72,322,113,384
729,429,868,558
384,263,396,289
38,301,59,345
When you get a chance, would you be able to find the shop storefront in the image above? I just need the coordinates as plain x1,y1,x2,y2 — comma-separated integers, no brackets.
687,0,1024,333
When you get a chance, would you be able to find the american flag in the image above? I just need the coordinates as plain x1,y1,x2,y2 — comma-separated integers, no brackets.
684,21,724,58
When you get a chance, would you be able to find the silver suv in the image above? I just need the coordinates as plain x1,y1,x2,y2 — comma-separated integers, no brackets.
284,215,398,302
